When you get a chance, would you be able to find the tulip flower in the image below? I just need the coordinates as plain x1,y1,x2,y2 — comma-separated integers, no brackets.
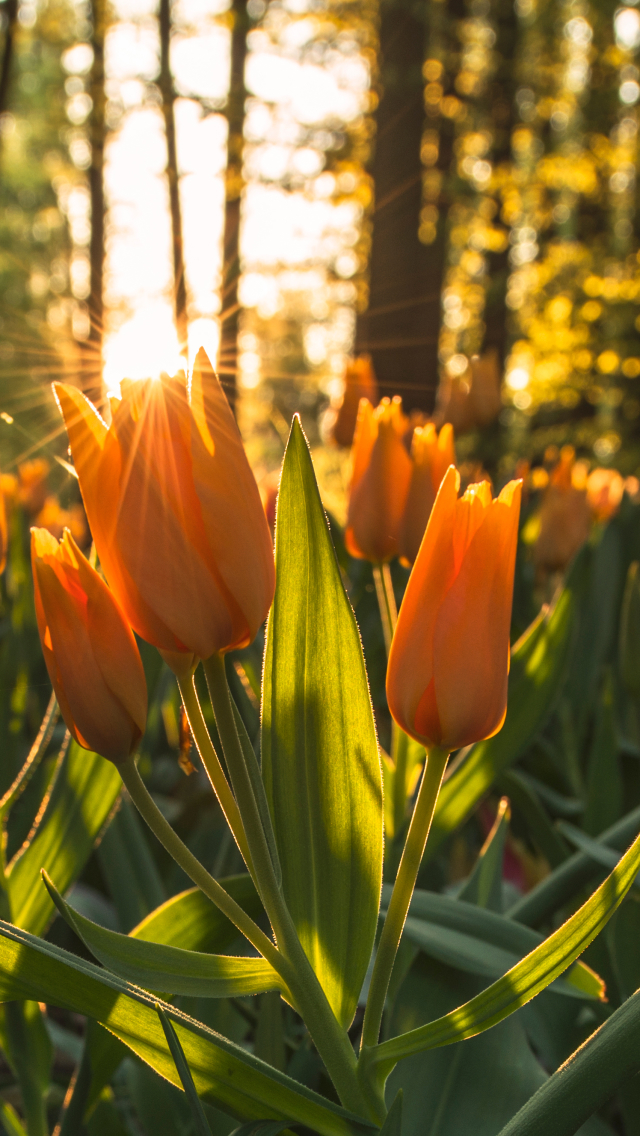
534,447,590,573
53,349,275,664
345,396,412,563
387,466,521,751
331,355,378,448
586,467,625,522
435,348,502,436
399,422,454,565
31,527,147,763
0,481,6,575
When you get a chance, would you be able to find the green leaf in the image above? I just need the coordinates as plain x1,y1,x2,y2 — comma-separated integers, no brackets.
0,1099,28,1136
380,887,602,999
43,872,284,999
495,985,640,1136
7,740,121,935
230,1124,292,1136
157,1006,213,1136
261,418,383,1029
2,1000,52,1136
583,671,622,837
497,771,570,870
97,798,166,931
426,559,581,860
0,920,375,1136
508,804,640,927
458,797,510,911
378,1092,402,1136
367,819,640,1080
130,875,263,951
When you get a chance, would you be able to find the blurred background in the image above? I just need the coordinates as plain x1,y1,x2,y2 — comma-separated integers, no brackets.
2,0,640,498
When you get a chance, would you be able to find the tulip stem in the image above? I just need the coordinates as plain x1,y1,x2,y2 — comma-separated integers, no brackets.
360,746,449,1051
119,755,281,971
176,674,254,876
203,654,378,1123
373,563,397,657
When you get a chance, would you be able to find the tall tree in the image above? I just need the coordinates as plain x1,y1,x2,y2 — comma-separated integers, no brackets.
159,0,188,357
355,0,445,413
83,0,106,407
0,0,18,128
218,0,248,408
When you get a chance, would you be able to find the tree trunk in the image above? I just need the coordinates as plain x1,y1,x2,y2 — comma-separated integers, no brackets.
218,0,248,408
82,0,106,407
355,0,444,414
159,0,188,357
0,0,18,128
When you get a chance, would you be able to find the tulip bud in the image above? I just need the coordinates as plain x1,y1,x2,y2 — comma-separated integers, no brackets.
31,528,147,763
534,449,590,573
399,423,454,566
53,349,275,664
387,467,521,751
331,355,378,448
345,397,412,563
620,561,640,698
0,479,6,575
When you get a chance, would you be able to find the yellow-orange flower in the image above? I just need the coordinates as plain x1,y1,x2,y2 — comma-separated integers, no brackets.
399,423,455,565
586,468,625,522
331,355,378,448
54,349,275,663
435,349,502,435
0,480,6,575
387,467,521,751
31,528,147,763
345,396,412,562
534,448,590,572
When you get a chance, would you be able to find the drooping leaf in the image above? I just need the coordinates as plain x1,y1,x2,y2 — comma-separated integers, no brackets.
508,804,640,927
380,886,602,998
44,872,284,999
7,740,121,935
0,920,375,1136
262,419,383,1029
426,557,583,860
367,821,640,1081
458,797,510,911
495,985,640,1136
158,1006,213,1136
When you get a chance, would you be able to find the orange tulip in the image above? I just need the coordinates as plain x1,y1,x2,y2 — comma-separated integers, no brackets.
331,355,378,448
387,467,521,751
0,480,6,575
586,467,625,522
54,350,275,664
399,423,455,565
534,447,590,573
31,528,147,763
435,348,502,435
345,396,412,562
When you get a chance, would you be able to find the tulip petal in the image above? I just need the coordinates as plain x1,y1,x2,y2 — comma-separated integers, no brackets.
109,378,238,658
350,399,377,495
33,555,137,761
64,532,148,736
387,466,459,741
433,482,521,749
346,401,413,562
189,349,275,646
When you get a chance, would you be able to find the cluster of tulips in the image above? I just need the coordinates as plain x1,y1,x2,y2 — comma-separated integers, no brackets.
30,349,523,778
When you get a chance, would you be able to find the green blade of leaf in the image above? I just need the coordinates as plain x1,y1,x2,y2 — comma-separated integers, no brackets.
0,920,375,1136
508,803,640,927
495,985,640,1136
497,772,570,870
97,797,166,931
43,871,283,999
458,797,510,911
157,1006,212,1136
230,1123,293,1136
425,555,583,860
261,418,383,1029
555,823,626,873
0,1099,28,1136
7,739,121,935
368,819,640,1077
130,875,264,950
380,887,602,999
378,1092,402,1136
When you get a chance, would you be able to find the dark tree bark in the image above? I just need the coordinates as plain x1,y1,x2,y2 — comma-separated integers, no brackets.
218,0,248,408
82,0,106,407
159,0,188,356
0,0,18,130
355,0,445,414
